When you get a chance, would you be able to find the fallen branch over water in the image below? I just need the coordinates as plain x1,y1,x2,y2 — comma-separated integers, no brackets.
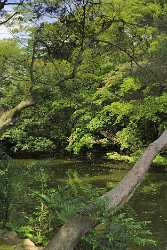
45,129,167,250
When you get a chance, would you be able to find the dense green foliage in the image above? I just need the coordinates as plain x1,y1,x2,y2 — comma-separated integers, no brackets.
0,1,167,248
0,0,167,159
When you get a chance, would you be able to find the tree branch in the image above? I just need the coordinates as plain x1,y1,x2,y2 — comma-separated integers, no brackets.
0,97,35,133
0,27,38,134
97,39,144,69
97,39,159,80
0,0,24,10
0,12,17,25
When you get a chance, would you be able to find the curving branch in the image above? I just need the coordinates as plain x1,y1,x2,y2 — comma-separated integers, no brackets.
0,97,35,133
45,129,167,250
0,27,39,134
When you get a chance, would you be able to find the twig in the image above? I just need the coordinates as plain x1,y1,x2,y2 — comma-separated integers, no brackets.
0,12,17,25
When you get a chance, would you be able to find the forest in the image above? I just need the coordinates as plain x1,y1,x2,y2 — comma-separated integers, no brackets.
0,0,167,250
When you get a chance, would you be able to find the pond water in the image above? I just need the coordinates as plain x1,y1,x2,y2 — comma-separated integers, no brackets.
0,159,167,250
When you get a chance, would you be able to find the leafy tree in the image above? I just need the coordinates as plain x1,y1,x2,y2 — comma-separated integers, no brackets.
0,0,167,157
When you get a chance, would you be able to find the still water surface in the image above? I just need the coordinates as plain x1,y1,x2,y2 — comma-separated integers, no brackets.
0,159,167,250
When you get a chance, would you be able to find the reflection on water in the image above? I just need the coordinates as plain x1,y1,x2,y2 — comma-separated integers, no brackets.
130,173,167,250
0,159,167,250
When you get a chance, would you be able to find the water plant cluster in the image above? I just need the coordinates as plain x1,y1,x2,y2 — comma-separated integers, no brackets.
0,161,156,249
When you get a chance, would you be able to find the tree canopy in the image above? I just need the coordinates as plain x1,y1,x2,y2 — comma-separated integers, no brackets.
0,0,166,158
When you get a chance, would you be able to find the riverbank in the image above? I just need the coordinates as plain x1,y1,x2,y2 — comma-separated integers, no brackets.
0,230,43,250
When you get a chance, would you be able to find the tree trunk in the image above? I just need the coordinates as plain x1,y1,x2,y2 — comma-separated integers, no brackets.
45,129,167,250
0,98,35,159
0,98,35,133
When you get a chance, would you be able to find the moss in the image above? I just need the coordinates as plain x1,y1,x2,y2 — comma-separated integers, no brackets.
153,155,167,167
106,152,135,163
106,152,167,168
0,243,14,250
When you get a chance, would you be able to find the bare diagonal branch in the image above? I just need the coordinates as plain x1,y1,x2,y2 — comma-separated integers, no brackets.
0,12,17,25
